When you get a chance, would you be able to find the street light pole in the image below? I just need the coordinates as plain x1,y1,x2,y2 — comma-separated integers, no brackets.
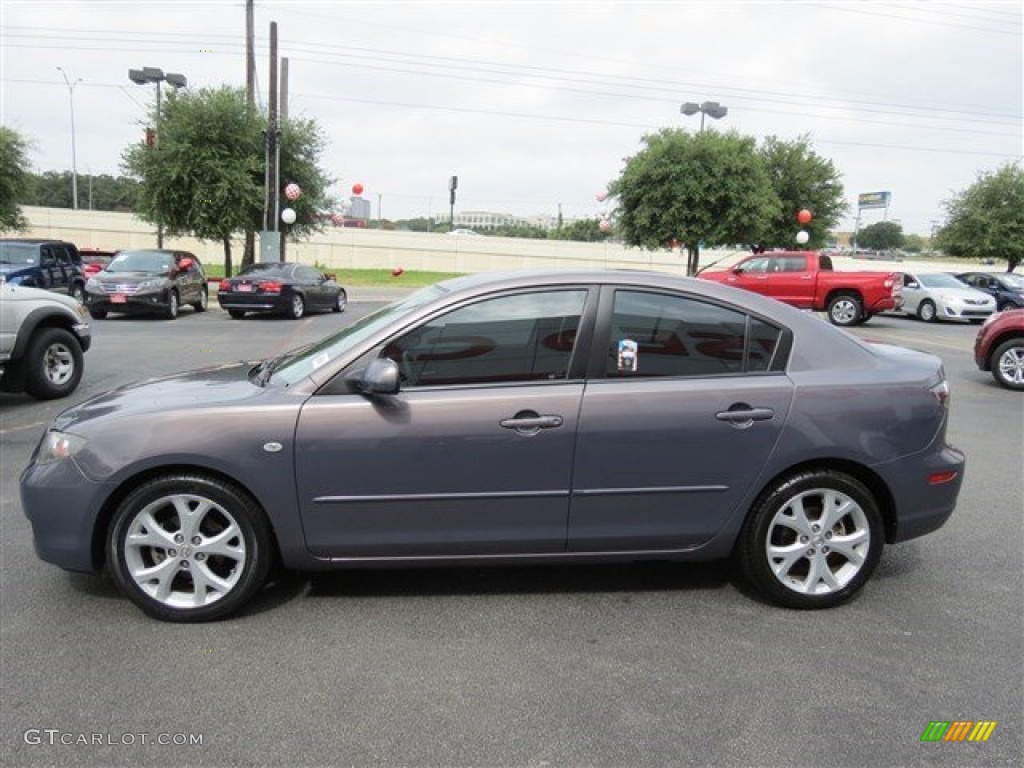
129,67,188,248
680,100,728,132
56,67,81,210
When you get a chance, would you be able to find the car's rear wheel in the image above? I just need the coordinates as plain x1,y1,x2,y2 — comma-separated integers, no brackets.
826,294,862,326
165,290,180,320
228,310,246,320
991,338,1024,390
193,287,208,312
737,470,883,609
917,300,937,323
106,474,273,622
333,288,348,313
23,327,84,400
287,294,305,320
89,308,108,320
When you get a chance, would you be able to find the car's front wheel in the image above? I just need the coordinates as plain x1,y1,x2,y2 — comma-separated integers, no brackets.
193,286,208,313
23,327,84,400
917,300,937,323
991,338,1024,390
165,290,180,320
333,288,348,313
737,470,883,609
106,474,274,622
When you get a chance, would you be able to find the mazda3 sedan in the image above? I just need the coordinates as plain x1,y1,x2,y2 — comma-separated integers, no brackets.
21,270,965,621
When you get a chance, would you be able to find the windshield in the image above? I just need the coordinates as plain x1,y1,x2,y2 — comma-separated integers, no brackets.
1000,273,1024,289
918,273,970,289
268,284,448,385
0,242,38,265
106,250,175,274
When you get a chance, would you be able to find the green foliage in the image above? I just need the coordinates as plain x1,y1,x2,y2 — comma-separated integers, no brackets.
395,217,434,232
759,134,847,249
608,128,779,274
0,126,31,232
549,218,612,242
24,171,139,211
121,86,331,275
936,162,1024,271
903,233,926,253
856,221,904,251
488,223,548,239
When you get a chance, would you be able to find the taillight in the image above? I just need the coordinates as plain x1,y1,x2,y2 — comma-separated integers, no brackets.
930,379,950,408
258,280,282,293
219,279,231,291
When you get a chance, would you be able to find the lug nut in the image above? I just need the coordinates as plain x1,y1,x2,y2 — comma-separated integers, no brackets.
812,524,821,533
195,553,205,561
174,534,185,544
168,549,177,557
800,535,809,543
192,536,202,545
807,548,816,556
180,560,190,569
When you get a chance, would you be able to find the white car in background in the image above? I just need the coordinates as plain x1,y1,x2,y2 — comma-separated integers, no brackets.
898,271,996,323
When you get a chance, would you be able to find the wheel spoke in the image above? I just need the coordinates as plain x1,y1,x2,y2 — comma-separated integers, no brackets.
129,510,178,548
821,491,856,531
201,524,245,559
778,496,814,536
135,557,180,600
768,542,805,577
190,563,235,606
828,529,869,565
171,496,212,539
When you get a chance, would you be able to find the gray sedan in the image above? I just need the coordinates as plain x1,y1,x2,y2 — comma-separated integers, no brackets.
20,270,965,621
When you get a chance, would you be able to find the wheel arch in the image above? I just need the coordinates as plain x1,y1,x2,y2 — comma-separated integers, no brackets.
10,309,82,361
90,463,283,571
742,458,898,546
823,287,864,309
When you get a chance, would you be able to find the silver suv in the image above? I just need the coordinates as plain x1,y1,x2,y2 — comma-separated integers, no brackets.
0,280,92,399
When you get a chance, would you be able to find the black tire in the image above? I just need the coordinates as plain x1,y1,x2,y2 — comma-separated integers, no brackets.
333,288,348,313
826,294,862,327
164,290,180,320
287,293,305,320
106,474,274,622
858,313,872,325
228,310,246,320
192,286,209,313
89,308,108,320
990,338,1024,391
736,470,883,609
69,282,86,303
23,327,84,400
917,300,937,323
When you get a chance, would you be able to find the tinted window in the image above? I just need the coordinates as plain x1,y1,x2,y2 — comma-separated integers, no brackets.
383,290,587,387
777,256,807,272
740,257,771,274
239,263,289,278
107,251,175,273
0,242,38,265
296,267,321,283
606,291,782,378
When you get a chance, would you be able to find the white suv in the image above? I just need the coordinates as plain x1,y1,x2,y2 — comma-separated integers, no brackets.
0,280,92,399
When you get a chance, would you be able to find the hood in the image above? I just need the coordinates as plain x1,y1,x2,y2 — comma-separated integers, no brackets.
934,286,994,302
54,362,263,431
0,282,81,310
92,271,169,283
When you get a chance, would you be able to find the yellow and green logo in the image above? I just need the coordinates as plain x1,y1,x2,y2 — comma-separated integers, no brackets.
921,721,997,742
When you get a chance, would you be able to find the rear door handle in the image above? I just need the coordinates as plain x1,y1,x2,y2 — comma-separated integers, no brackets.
715,405,775,427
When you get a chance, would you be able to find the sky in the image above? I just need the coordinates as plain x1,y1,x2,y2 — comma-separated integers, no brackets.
1,0,1021,236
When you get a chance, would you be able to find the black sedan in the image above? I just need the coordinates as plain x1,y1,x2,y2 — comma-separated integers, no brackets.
217,262,347,319
956,271,1024,311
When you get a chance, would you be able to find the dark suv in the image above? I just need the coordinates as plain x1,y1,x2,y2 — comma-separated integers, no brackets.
84,249,208,320
0,239,87,302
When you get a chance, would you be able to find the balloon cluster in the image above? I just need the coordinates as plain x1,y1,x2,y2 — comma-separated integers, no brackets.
795,208,812,245
284,182,302,201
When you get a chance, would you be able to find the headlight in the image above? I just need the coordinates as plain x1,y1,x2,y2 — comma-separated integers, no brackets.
85,277,100,291
35,430,87,465
136,278,165,292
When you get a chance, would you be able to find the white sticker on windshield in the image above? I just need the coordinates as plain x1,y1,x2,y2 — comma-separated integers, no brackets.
311,352,329,370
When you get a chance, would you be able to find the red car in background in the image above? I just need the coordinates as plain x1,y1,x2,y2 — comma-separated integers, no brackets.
974,308,1024,390
79,248,118,278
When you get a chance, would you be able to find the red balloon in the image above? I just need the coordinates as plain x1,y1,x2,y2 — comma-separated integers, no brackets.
352,183,364,196
391,266,404,277
797,209,812,225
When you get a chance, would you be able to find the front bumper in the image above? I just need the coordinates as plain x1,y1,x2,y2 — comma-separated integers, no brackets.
85,290,170,315
20,455,111,573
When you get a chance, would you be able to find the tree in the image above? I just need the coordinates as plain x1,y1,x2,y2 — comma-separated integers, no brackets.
25,171,139,211
936,162,1024,272
903,233,925,253
121,86,331,275
856,221,904,251
608,128,779,275
0,126,31,233
549,218,612,242
758,135,847,250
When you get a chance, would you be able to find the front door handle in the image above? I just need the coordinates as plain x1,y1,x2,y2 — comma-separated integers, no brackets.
500,411,563,434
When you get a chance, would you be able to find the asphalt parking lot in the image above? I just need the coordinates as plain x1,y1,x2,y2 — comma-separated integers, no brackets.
1,300,1021,767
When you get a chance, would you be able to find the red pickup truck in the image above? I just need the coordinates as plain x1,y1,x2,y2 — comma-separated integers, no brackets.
698,251,901,326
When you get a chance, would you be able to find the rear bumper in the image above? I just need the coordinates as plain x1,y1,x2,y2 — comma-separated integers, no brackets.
876,444,966,543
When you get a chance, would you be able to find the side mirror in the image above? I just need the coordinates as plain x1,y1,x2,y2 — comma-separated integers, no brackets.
357,357,400,395
732,266,745,275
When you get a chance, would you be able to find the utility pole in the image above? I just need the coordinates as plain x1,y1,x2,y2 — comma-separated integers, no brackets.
243,0,255,271
279,56,289,260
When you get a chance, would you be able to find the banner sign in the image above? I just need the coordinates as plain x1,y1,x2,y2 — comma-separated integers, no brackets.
858,191,891,209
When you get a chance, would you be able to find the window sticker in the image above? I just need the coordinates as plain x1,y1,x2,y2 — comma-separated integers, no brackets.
617,339,638,372
311,352,330,370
